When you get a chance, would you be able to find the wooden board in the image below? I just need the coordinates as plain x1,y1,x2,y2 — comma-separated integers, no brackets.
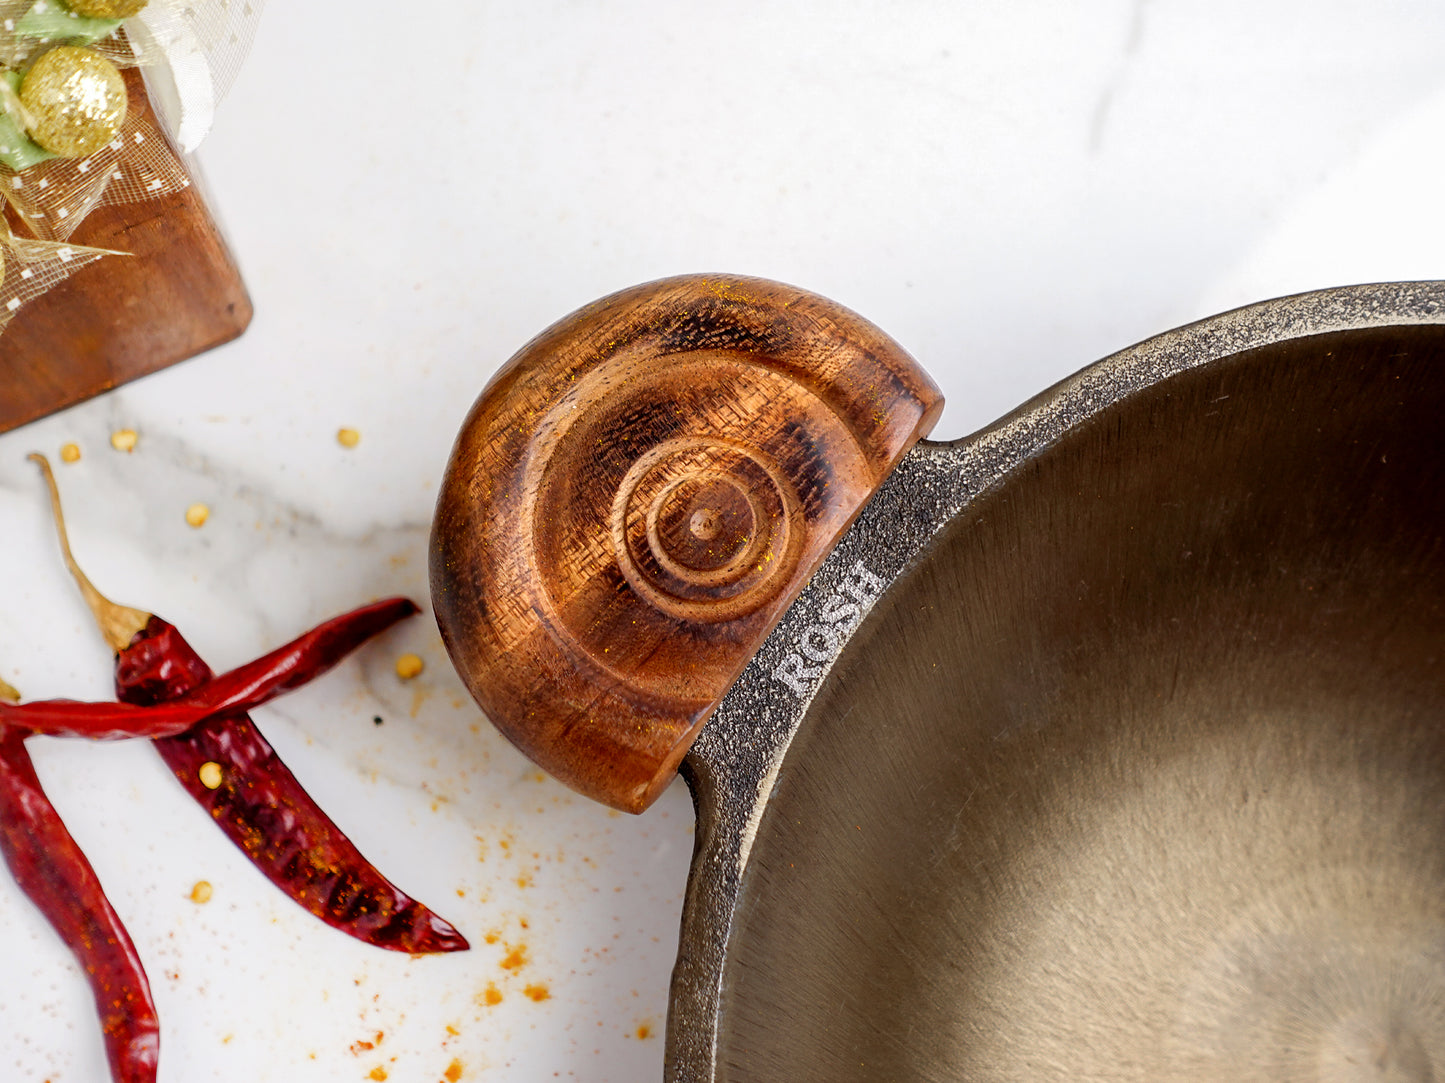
0,71,251,436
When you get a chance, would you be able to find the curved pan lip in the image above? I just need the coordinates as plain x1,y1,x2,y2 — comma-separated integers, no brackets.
667,280,1445,1082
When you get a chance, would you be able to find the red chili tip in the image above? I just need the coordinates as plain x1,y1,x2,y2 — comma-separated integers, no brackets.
405,908,470,955
114,1028,160,1083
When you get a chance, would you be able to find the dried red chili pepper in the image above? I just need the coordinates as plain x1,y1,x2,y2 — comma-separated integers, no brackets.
0,712,159,1083
120,619,468,952
30,454,468,955
0,694,198,740
0,597,420,740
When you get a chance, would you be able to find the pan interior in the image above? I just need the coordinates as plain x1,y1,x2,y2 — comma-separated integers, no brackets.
715,326,1445,1082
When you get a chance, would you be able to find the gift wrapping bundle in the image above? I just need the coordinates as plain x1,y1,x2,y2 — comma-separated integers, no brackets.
0,0,264,433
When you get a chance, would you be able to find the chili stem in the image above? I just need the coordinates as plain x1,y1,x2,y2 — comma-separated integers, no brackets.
28,454,151,653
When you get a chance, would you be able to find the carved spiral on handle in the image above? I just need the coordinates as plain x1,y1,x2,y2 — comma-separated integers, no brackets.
431,275,943,813
610,436,803,623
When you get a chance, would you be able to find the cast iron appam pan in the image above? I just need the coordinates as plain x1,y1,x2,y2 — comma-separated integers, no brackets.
431,275,1445,1082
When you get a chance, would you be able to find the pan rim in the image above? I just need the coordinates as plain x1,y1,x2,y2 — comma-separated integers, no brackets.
667,280,1445,1083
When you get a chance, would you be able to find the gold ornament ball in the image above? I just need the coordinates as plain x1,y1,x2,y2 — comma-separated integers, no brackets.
21,47,127,159
66,0,149,16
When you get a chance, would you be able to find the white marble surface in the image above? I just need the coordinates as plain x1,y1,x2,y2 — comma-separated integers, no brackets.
1,2,1443,1080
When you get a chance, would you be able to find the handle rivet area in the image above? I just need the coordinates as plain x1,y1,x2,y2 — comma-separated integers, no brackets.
687,506,723,542
662,487,746,565
612,438,803,624
431,274,944,812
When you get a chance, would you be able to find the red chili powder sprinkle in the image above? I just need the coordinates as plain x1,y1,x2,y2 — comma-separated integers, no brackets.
523,983,551,1002
500,944,527,971
444,1058,464,1081
637,1023,653,1040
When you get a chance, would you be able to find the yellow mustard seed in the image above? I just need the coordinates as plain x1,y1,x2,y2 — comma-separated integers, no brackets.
198,761,223,789
110,429,138,453
59,442,81,463
395,653,425,680
185,503,209,528
190,880,213,904
337,427,361,448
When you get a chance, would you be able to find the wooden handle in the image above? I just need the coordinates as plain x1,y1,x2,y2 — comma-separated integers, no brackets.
430,275,943,812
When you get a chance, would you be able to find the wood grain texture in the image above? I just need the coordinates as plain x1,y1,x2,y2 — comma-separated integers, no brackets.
431,275,943,813
0,70,251,435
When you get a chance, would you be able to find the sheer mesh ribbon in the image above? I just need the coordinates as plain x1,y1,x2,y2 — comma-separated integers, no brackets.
130,0,266,153
0,215,116,331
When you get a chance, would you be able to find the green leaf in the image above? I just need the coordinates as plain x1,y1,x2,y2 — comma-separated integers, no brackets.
15,0,123,46
0,70,57,170
0,111,55,170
